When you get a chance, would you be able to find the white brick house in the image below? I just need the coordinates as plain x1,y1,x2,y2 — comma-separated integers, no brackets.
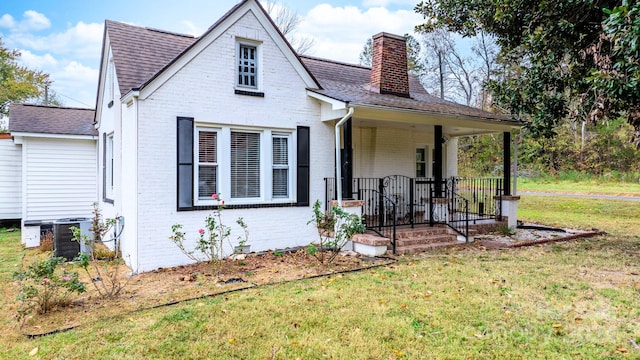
95,0,522,272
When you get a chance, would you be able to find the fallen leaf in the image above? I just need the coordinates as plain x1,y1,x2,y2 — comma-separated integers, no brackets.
552,324,562,328
229,338,236,345
29,347,38,356
474,333,483,338
574,317,583,322
616,347,627,353
400,303,407,309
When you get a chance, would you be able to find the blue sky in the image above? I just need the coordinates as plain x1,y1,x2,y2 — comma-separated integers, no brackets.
0,0,424,108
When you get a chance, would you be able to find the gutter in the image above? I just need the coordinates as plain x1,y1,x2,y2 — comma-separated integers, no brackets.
335,106,354,207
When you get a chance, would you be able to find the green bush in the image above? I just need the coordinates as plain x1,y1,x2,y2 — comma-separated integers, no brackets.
13,256,86,322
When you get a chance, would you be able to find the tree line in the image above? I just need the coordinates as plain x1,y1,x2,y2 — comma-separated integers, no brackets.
360,0,640,179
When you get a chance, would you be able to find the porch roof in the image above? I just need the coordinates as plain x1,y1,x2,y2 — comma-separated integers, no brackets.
301,56,522,133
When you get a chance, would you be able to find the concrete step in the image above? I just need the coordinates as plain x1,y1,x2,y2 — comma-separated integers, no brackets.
394,242,461,255
395,227,451,239
395,235,458,247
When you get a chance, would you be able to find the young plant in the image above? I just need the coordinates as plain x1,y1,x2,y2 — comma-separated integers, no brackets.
71,203,129,299
169,194,250,271
307,200,365,264
13,256,86,323
235,217,249,253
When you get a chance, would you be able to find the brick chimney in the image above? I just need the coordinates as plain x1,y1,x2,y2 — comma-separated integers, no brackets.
370,32,410,98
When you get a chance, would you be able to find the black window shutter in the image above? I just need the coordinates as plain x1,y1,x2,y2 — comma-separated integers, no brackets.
296,126,310,206
177,117,194,210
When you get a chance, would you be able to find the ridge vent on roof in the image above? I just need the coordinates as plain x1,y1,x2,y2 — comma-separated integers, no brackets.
145,27,195,38
299,55,370,70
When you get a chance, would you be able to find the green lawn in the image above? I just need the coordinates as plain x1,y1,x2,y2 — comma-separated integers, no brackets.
1,195,639,359
518,177,640,196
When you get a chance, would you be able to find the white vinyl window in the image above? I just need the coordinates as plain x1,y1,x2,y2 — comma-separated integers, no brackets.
416,147,427,178
197,130,218,200
195,126,293,205
272,135,289,198
237,44,257,88
231,131,260,199
106,133,114,198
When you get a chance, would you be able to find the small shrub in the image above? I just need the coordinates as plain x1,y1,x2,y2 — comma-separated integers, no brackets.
13,256,86,323
169,194,250,273
307,200,365,264
39,231,53,252
496,223,516,236
71,203,129,299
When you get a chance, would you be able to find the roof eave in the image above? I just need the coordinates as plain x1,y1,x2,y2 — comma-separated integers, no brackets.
349,103,522,131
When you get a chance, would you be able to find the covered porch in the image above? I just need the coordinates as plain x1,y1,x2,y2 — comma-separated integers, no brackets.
323,106,521,255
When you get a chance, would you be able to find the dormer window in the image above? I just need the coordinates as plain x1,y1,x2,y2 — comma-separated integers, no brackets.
238,44,257,88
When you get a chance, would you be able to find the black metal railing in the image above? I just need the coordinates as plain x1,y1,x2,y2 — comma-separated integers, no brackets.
427,178,470,241
324,176,503,239
454,177,503,220
361,189,397,254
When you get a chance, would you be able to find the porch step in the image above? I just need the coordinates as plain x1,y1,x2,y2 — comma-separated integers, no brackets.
395,226,451,239
394,241,461,255
395,234,457,248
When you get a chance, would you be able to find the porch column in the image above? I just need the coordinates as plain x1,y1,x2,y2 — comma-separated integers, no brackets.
434,125,443,197
341,118,353,200
503,131,511,196
497,131,520,228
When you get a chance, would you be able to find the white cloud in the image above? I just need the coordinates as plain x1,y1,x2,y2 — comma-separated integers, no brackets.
0,14,15,28
299,4,423,64
11,21,103,59
0,10,50,32
179,20,202,36
22,10,51,31
361,0,418,7
50,61,99,108
16,50,57,70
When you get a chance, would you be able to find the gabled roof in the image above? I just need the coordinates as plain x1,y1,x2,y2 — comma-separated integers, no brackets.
301,56,516,123
104,0,319,99
101,0,516,125
9,104,97,136
105,20,197,96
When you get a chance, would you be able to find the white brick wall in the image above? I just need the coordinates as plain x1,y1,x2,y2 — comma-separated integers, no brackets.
123,10,334,272
354,126,454,178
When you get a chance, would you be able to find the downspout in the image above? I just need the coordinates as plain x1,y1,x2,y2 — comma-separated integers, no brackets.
335,106,354,207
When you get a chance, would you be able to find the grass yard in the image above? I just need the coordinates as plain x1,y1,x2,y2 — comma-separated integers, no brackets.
1,195,639,359
518,177,640,197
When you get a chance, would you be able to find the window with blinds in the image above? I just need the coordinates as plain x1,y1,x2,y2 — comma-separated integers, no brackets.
238,44,257,88
198,130,218,200
272,135,289,198
231,131,260,198
416,147,426,178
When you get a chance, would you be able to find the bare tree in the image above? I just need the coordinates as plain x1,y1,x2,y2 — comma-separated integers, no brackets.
421,29,480,106
472,31,500,109
262,0,315,54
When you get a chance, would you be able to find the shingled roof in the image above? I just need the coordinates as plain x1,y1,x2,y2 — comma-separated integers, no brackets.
103,3,515,125
9,104,97,136
301,56,514,123
105,20,197,96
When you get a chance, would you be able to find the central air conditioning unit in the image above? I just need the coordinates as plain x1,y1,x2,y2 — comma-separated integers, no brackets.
53,218,92,261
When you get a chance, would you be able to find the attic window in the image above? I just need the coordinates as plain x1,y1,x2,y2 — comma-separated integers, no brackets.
237,44,257,88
